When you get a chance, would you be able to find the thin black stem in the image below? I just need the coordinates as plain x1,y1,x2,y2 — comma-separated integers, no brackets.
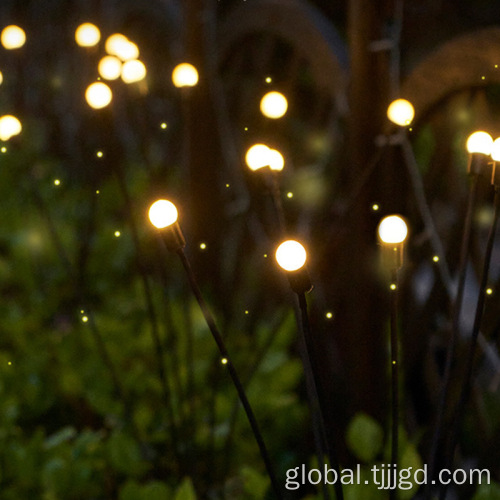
440,188,500,499
389,269,399,500
297,293,345,500
425,175,478,498
176,248,284,500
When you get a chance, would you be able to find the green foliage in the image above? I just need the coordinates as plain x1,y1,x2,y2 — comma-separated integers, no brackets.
346,412,384,463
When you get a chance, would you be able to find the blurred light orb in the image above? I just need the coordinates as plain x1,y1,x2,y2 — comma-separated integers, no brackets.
491,137,500,162
378,215,408,244
387,98,414,126
260,91,288,119
0,71,3,85
466,131,493,155
75,23,100,47
148,199,178,229
268,148,284,171
245,143,271,171
172,63,199,88
275,240,307,272
85,82,112,109
121,59,146,83
0,115,22,141
1,25,26,49
105,34,138,61
98,55,122,80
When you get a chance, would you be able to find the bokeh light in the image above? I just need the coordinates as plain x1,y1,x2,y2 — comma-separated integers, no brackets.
75,23,100,47
275,240,307,272
466,131,493,155
121,59,147,83
98,56,122,80
378,215,408,244
0,115,22,141
260,91,288,119
85,82,112,109
148,200,178,229
1,25,26,50
172,63,199,88
387,99,415,126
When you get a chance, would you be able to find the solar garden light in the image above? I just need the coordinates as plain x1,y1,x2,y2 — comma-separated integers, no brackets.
148,199,283,499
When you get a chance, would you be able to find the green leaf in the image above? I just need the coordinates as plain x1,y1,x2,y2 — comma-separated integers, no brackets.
346,413,384,463
240,465,269,499
174,477,197,500
472,481,500,500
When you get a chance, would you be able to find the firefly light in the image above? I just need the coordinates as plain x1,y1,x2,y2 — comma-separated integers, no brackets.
148,199,178,229
387,98,415,127
260,91,288,119
378,215,408,244
466,131,493,155
85,82,112,109
1,25,26,50
0,115,22,141
172,63,199,88
121,59,146,83
98,55,122,80
75,23,100,47
275,240,307,272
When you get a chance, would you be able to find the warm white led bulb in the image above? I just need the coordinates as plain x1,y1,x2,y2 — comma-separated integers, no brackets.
0,115,22,141
387,99,415,126
75,23,100,47
491,138,500,162
149,200,178,229
275,240,307,272
260,91,288,119
466,131,493,155
1,25,26,49
245,144,271,171
85,82,112,109
121,59,146,83
172,63,199,88
268,148,284,171
98,56,122,80
378,215,408,244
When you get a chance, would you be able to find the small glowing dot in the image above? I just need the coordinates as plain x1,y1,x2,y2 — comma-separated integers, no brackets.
80,310,85,314
225,183,230,188
372,204,379,211
244,310,249,315
82,316,89,323
390,284,397,290
392,360,396,365
495,65,498,69
481,76,485,80
1,147,6,153
244,127,248,131
486,288,493,295
263,254,268,258
409,128,413,132
326,312,333,319
200,243,207,250
265,77,272,83
96,190,100,194
160,122,167,129
96,150,103,158
221,358,228,365
54,179,61,186
114,231,121,237
286,192,293,199
7,361,12,366
433,255,439,262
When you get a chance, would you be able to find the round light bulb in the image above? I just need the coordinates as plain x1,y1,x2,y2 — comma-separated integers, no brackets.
105,34,138,61
378,215,408,244
172,63,199,88
85,82,112,109
75,23,100,47
275,240,307,272
121,59,146,83
260,91,288,119
387,98,415,126
98,55,122,80
1,25,26,50
245,143,271,171
0,71,3,85
491,138,500,162
268,148,284,171
466,131,493,155
149,200,178,229
0,115,22,141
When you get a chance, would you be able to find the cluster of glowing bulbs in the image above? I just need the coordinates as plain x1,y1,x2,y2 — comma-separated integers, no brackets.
245,144,284,171
377,215,408,244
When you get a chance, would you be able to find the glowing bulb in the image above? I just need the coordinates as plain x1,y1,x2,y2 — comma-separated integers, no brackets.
268,149,284,171
121,59,146,83
245,143,271,171
490,137,500,161
172,63,199,88
149,199,178,229
466,131,493,155
0,115,22,141
98,55,122,80
1,25,26,49
275,240,307,272
0,71,3,85
105,34,138,61
260,91,288,119
387,99,415,126
378,215,408,244
85,82,112,109
75,23,100,47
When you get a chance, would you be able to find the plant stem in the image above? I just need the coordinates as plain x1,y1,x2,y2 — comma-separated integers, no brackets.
176,248,284,499
390,269,399,500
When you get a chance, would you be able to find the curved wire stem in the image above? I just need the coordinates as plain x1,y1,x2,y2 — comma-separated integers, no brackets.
424,175,479,499
439,188,500,500
297,292,345,500
175,248,284,500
